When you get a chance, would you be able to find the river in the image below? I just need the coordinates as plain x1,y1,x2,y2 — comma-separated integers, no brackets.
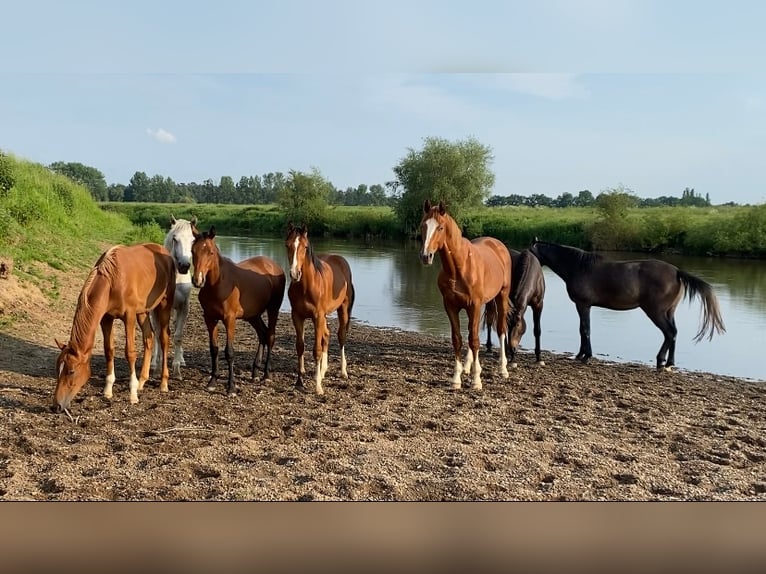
212,235,766,382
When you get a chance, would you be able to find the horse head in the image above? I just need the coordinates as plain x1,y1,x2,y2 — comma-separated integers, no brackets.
52,339,92,413
285,222,310,282
419,200,448,265
508,305,527,354
167,217,197,275
191,225,218,288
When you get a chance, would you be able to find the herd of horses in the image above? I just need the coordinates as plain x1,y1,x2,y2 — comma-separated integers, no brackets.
52,201,726,414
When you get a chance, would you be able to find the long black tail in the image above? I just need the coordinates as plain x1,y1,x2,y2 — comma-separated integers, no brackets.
677,270,726,342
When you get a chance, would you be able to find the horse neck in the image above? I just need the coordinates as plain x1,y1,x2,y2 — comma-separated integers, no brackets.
299,244,325,291
436,216,468,278
539,244,581,282
204,252,224,287
68,274,110,357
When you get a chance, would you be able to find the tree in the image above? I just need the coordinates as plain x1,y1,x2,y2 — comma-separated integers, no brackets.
573,190,595,207
124,171,151,202
48,161,108,201
278,168,332,228
107,183,125,202
391,136,495,235
589,186,640,249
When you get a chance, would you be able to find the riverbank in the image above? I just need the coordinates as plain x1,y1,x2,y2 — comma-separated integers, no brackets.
0,265,765,500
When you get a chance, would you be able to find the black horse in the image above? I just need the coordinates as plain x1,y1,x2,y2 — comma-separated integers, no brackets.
484,248,546,367
529,238,725,370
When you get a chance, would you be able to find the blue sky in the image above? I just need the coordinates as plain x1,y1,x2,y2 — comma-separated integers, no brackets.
2,0,766,204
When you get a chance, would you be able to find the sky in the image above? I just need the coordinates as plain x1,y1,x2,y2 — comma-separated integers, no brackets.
1,0,766,204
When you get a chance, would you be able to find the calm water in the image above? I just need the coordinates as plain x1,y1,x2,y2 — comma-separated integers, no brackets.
214,235,766,382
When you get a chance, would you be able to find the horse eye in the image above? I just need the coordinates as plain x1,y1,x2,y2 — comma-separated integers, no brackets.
438,226,444,231
67,369,75,376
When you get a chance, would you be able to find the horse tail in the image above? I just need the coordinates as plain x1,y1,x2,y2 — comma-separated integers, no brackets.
482,300,498,333
347,278,356,316
677,270,726,342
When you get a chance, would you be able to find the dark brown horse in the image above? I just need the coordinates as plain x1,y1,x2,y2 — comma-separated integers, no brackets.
484,248,546,367
529,238,726,370
285,223,355,395
53,243,175,412
192,226,286,396
420,200,512,390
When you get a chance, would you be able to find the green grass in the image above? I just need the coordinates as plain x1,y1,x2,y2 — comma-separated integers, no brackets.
0,153,163,304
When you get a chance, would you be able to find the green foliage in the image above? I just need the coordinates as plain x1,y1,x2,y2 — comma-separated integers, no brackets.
278,168,332,229
588,186,641,250
0,153,16,195
48,161,108,201
392,136,495,235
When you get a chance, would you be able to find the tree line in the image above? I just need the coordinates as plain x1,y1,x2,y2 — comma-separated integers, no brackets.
46,136,720,235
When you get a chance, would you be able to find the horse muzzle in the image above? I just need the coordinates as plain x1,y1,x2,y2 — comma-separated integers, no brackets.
192,272,205,288
420,251,435,265
176,261,191,275
290,269,302,282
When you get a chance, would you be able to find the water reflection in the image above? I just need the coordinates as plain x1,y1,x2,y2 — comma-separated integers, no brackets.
211,236,766,381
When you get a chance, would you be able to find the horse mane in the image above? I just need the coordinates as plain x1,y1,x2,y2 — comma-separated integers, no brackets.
306,239,324,276
164,218,194,251
512,251,534,299
542,241,602,268
70,246,120,347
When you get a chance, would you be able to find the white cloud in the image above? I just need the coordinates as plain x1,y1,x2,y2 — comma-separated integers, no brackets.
146,127,177,144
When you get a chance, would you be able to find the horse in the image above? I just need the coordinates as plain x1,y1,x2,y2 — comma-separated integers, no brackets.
192,225,286,397
529,238,726,370
420,200,512,390
53,243,175,412
484,248,546,367
285,222,355,395
151,215,198,379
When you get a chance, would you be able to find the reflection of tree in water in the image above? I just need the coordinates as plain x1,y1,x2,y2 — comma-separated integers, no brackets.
389,240,462,337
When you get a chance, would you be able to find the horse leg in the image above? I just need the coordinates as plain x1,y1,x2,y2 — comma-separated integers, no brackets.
292,313,307,389
337,301,351,378
465,305,484,390
442,304,463,389
533,302,545,366
101,316,116,399
313,315,329,395
485,318,493,352
223,316,238,397
123,312,140,404
665,314,678,369
262,304,280,382
252,315,267,370
137,312,154,390
172,296,191,378
646,308,677,371
154,303,172,392
574,302,593,363
495,295,510,380
204,314,221,392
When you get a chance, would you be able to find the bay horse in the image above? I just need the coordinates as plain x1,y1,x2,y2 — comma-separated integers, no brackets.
285,222,355,395
529,238,726,370
151,215,198,379
484,248,546,367
420,200,512,390
192,225,285,397
53,243,175,412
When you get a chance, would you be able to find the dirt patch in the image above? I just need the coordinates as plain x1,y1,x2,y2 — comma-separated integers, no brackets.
1,265,765,500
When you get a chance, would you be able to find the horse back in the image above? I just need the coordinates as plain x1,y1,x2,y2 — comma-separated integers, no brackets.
110,243,175,314
230,256,286,313
319,254,353,305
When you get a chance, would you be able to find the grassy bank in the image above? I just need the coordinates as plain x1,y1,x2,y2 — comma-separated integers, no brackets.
102,201,766,258
0,153,163,304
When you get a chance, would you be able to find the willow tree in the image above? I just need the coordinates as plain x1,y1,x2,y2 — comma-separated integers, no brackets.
391,136,495,236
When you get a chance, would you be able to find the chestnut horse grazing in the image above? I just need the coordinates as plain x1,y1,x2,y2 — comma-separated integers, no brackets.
152,215,199,379
420,200,512,390
53,243,175,412
192,226,285,397
285,223,355,395
529,239,726,370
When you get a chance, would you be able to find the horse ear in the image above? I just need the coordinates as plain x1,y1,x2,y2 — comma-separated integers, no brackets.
437,201,446,215
287,221,294,234
191,215,198,226
532,236,539,245
208,225,216,239
55,338,66,350
423,199,431,213
300,223,308,235
170,214,177,225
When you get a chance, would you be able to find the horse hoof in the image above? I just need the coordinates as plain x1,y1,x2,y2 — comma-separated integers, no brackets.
510,362,518,369
471,383,483,391
537,361,545,367
130,397,139,405
450,383,461,390
228,392,238,398
206,385,216,392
